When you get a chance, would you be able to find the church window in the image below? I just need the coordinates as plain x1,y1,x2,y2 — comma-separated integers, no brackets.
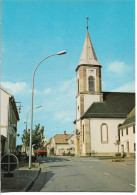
78,106,79,112
126,127,128,135
83,125,84,142
121,129,123,136
134,143,136,151
88,76,94,92
118,124,122,141
101,123,108,143
133,125,135,134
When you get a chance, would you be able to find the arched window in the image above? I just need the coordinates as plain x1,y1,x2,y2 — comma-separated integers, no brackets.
101,123,108,143
89,76,94,91
118,124,122,141
83,125,84,142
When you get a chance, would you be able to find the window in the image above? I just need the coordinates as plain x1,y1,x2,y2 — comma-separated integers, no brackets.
71,140,74,144
78,106,79,112
121,129,123,136
83,125,84,142
118,124,122,141
134,143,136,151
101,123,108,143
126,127,128,135
89,76,94,92
133,125,135,134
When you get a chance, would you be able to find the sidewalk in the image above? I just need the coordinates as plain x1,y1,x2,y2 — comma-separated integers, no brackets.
1,161,41,192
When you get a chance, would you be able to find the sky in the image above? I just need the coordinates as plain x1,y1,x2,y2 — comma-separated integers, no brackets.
1,0,135,145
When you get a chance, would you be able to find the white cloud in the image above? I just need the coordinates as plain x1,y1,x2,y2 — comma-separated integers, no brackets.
108,61,126,74
1,81,31,95
59,78,76,92
112,81,135,92
44,88,52,94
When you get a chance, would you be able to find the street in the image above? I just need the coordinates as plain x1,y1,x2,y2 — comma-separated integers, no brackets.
29,156,135,192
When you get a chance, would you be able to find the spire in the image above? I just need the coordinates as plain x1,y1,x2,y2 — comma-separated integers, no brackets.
78,29,101,66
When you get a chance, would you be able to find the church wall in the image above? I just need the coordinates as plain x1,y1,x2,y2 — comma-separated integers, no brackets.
90,118,125,155
76,96,81,120
81,119,91,156
84,94,101,113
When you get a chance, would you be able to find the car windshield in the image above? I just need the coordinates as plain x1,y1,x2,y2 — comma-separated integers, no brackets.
39,147,46,150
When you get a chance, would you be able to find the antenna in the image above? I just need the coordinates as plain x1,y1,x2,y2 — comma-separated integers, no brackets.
15,101,22,114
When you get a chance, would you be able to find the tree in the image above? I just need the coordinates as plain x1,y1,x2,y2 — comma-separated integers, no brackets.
21,124,45,150
114,140,121,155
32,124,45,149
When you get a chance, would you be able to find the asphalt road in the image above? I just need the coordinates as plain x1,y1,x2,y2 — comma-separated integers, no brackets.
29,156,135,192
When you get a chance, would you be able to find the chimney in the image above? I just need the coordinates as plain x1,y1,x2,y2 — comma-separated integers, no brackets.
64,131,66,135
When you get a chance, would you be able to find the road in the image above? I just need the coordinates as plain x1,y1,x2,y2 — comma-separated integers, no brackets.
29,156,135,192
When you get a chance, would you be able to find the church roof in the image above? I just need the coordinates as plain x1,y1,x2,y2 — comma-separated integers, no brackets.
81,92,135,119
119,107,135,128
78,31,101,66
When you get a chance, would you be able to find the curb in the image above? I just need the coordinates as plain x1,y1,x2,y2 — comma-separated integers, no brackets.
21,167,41,192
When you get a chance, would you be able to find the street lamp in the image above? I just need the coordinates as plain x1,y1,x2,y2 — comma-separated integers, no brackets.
29,50,67,169
24,106,42,132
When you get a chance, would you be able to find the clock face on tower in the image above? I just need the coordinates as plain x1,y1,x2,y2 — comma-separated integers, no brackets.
88,69,94,73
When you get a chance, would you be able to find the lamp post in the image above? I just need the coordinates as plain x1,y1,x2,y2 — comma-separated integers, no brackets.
29,50,67,169
24,106,42,132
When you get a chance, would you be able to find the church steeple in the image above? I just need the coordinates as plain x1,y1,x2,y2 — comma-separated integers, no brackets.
78,31,101,66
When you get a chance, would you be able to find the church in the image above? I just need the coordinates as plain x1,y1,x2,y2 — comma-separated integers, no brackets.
74,25,135,157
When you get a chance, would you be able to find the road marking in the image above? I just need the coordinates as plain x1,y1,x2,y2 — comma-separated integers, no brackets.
130,184,136,187
104,172,110,176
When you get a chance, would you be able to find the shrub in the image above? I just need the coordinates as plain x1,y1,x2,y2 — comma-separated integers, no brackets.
115,153,121,156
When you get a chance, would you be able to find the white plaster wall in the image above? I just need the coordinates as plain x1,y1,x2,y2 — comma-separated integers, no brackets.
120,126,136,154
0,89,10,138
86,68,96,91
84,94,101,113
90,118,125,153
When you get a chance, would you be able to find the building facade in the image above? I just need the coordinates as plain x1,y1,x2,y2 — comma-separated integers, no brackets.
74,29,135,156
46,131,75,156
119,107,136,158
0,88,19,156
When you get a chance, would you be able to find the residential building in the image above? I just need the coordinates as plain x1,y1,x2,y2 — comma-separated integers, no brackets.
0,87,19,156
74,28,135,156
119,107,136,158
46,131,75,156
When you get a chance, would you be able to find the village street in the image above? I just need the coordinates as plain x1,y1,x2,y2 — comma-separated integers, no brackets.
29,156,135,192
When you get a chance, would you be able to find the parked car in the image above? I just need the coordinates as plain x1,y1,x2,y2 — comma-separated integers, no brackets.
34,147,47,157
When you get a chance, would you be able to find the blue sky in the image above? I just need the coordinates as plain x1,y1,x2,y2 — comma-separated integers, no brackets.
1,0,135,145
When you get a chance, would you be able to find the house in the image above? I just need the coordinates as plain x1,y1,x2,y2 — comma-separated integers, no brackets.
74,27,135,156
119,107,136,158
46,131,75,156
0,87,20,156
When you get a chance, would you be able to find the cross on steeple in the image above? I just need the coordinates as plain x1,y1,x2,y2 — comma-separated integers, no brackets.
86,17,89,31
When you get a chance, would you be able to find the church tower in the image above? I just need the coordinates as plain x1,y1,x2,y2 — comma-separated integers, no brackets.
75,20,103,156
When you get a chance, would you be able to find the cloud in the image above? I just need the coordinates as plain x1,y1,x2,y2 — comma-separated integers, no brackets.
108,61,126,74
112,81,135,92
59,78,76,92
44,88,52,94
1,81,31,95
